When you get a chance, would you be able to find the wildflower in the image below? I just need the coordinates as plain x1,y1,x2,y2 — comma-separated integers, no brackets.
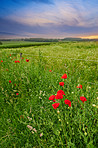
6,69,8,71
27,125,33,130
40,133,43,137
80,96,87,103
77,84,82,89
27,116,32,121
61,73,67,79
22,57,24,59
14,84,16,86
57,110,60,114
49,95,55,101
1,60,3,62
33,128,37,133
59,82,64,86
17,60,20,63
64,99,71,107
55,93,63,99
92,104,96,107
52,103,60,109
9,80,11,83
32,131,34,134
84,132,87,136
49,70,52,72
15,61,17,63
10,54,11,56
16,93,19,95
59,119,61,121
57,90,65,95
26,59,29,62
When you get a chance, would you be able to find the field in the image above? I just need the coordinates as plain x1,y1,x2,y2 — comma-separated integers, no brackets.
0,41,51,48
0,41,98,148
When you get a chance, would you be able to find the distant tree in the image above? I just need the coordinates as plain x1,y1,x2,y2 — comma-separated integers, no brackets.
0,41,2,45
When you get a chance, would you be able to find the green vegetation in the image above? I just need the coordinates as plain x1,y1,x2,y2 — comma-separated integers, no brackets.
0,41,2,45
0,41,98,147
0,41,51,49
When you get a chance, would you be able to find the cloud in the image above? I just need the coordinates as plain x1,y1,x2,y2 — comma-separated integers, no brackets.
0,0,98,38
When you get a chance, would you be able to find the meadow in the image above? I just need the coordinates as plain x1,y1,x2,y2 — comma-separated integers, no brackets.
0,41,98,148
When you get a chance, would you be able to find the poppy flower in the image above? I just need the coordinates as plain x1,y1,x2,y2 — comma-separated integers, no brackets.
64,99,71,107
59,82,64,86
80,96,87,103
17,60,20,63
49,70,52,72
52,103,60,109
22,57,24,59
16,93,19,95
9,80,11,83
15,61,17,63
61,73,67,79
55,93,63,99
49,95,55,101
77,84,82,89
57,90,65,95
6,69,8,71
10,54,11,56
26,59,29,62
1,60,3,62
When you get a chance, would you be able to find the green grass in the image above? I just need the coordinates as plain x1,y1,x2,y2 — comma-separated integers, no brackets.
0,41,51,49
0,41,98,148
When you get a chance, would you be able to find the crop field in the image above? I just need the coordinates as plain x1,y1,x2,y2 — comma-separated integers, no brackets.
0,41,51,49
0,41,98,148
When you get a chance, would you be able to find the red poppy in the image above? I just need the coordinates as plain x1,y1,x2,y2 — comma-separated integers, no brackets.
9,80,11,83
22,57,24,59
80,96,87,103
49,70,52,72
57,90,65,95
77,84,82,89
61,73,67,79
64,99,71,107
16,93,19,95
1,60,3,62
17,60,20,63
49,95,55,101
6,69,8,71
59,82,64,86
53,100,56,102
11,59,13,60
10,54,11,56
52,103,60,109
15,61,17,63
55,93,63,99
26,59,29,62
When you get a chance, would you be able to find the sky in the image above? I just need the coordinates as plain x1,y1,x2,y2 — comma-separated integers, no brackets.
0,0,98,39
